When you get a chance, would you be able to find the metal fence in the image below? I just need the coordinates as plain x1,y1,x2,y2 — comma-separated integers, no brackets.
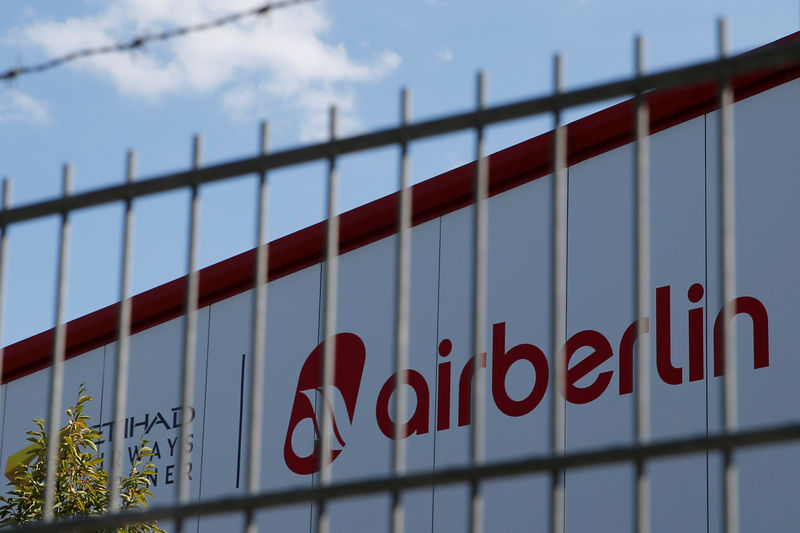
2,19,800,533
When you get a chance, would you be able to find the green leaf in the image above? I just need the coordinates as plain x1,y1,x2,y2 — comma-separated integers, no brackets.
0,386,162,532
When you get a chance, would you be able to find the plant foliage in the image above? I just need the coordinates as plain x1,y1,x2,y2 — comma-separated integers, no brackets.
0,385,164,532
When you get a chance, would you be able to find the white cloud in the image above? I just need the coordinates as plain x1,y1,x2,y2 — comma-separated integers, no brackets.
12,1,401,136
0,88,50,124
221,85,258,118
222,80,363,142
435,47,454,62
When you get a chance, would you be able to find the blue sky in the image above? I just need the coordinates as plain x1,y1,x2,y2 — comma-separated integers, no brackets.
0,0,797,345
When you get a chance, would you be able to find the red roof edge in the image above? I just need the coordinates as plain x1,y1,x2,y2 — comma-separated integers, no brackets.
3,32,800,385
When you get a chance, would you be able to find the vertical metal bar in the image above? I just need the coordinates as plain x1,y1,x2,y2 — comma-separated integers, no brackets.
633,35,651,533
0,179,11,435
469,71,488,533
177,135,202,533
390,88,411,533
110,151,136,512
43,164,73,522
549,54,567,533
717,18,739,533
245,122,270,533
316,106,339,533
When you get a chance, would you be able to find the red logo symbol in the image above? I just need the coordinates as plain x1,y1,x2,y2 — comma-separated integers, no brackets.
284,333,366,475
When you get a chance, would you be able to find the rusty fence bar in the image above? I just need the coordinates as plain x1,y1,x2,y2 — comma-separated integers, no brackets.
633,34,652,533
4,423,800,533
549,52,567,533
717,18,740,533
0,180,9,434
316,105,340,533
390,88,412,533
469,70,489,533
109,150,136,512
176,135,202,533
244,121,271,533
42,165,72,522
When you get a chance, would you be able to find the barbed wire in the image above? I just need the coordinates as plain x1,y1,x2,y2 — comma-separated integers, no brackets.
0,0,318,82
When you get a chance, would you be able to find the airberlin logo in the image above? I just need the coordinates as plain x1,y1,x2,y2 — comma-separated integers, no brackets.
283,333,366,475
284,283,770,475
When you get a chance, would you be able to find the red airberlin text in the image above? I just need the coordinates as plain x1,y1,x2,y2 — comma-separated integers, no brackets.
375,283,769,438
284,283,769,474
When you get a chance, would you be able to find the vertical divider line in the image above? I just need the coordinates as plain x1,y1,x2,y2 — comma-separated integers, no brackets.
703,113,711,533
236,353,247,489
633,35,652,533
177,135,203,533
0,179,11,426
316,106,339,533
110,150,136,513
469,70,488,533
429,216,444,533
43,164,73,522
549,54,567,533
245,121,270,533
717,18,739,533
390,88,412,533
